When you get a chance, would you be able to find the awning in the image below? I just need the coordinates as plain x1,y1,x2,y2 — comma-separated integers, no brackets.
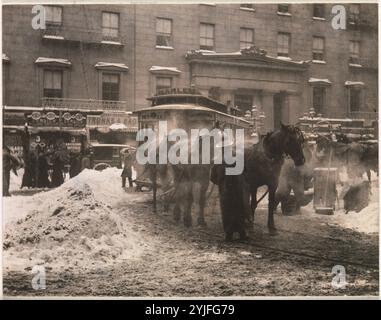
95,62,129,71
308,77,332,85
35,57,72,67
345,81,365,87
28,127,87,135
149,66,182,75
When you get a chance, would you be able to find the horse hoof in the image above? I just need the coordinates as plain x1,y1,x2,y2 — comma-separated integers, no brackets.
184,217,192,228
197,218,207,227
225,234,233,242
239,233,248,241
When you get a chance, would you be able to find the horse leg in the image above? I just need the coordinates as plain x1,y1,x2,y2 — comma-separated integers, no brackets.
268,186,277,235
194,181,208,226
242,182,252,224
182,181,192,227
366,168,371,182
250,187,258,223
151,166,157,214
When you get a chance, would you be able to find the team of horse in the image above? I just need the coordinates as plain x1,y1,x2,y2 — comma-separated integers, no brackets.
133,123,378,240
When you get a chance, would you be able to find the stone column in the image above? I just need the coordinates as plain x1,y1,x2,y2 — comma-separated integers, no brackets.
262,91,274,132
287,93,302,125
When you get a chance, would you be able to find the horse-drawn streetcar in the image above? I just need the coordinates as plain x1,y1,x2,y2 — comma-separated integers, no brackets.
136,88,251,134
133,88,252,220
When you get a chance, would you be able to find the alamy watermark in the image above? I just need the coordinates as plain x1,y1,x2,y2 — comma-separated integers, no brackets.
331,265,347,289
31,265,46,290
136,121,245,175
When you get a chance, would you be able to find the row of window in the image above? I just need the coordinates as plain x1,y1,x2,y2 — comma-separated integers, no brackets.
44,4,363,48
278,33,360,61
240,3,361,21
44,68,362,114
157,18,361,61
42,69,172,100
45,6,120,40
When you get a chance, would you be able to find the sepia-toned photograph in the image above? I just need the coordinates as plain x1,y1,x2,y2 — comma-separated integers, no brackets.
1,1,379,299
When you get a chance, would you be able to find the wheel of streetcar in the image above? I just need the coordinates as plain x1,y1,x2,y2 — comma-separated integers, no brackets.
93,163,111,171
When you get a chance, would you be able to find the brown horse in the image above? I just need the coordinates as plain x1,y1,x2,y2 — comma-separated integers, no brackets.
244,123,305,234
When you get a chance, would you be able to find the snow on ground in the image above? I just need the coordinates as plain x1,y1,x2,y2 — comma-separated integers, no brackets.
3,168,153,273
300,170,379,234
2,166,379,276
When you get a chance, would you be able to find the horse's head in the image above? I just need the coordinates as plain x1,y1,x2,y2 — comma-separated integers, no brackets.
280,123,305,166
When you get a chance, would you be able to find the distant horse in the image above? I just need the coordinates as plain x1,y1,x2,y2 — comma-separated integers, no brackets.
244,123,305,234
275,142,318,213
170,136,214,227
315,134,378,181
133,139,174,213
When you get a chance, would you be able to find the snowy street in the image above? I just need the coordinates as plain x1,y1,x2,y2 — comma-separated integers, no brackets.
2,168,378,296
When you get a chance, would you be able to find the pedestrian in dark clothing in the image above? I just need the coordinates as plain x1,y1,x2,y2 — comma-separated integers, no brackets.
51,145,69,187
21,151,36,188
121,150,134,188
81,149,91,171
36,148,50,188
21,125,35,188
69,153,82,178
3,146,20,196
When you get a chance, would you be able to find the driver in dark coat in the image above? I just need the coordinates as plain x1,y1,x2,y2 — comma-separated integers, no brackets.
121,150,134,188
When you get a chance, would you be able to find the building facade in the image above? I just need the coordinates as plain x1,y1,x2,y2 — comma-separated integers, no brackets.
2,3,378,137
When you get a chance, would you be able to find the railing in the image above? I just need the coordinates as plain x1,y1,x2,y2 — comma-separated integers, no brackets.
41,97,128,112
348,111,378,121
42,25,102,43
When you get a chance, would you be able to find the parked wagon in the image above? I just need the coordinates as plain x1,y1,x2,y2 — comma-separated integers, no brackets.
89,143,136,170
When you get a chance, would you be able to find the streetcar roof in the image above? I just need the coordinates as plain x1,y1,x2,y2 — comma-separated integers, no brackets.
90,143,136,149
134,104,251,125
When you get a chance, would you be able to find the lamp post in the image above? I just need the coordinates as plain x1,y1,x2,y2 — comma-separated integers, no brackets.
244,105,266,137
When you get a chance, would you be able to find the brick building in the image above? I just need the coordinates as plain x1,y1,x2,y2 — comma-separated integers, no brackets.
2,3,378,141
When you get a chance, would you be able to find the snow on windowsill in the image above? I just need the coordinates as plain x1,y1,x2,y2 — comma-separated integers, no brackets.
43,35,65,40
35,57,71,66
312,60,327,64
2,53,10,61
277,12,292,17
345,81,365,86
312,17,326,21
95,62,129,71
308,77,332,85
101,40,123,46
155,45,174,50
149,66,181,74
240,7,256,12
349,63,363,68
277,56,292,61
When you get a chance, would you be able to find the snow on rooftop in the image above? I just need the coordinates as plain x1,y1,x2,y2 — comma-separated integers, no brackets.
35,57,71,65
95,62,129,70
149,66,181,74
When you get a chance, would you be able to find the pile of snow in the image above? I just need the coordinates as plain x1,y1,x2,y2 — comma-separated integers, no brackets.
304,170,379,234
3,168,152,272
